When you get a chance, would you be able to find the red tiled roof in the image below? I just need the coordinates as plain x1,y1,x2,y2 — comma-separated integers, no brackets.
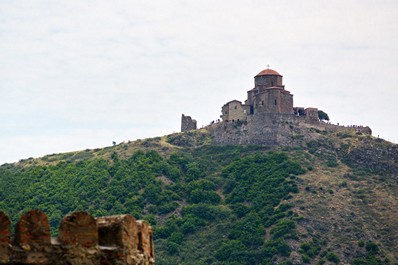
255,68,281,77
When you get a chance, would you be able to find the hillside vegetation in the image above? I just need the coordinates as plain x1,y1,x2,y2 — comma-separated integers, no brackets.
0,129,397,264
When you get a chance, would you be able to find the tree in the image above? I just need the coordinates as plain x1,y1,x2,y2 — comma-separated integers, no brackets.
318,110,330,121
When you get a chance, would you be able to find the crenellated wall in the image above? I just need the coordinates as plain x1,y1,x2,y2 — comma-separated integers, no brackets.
0,210,154,265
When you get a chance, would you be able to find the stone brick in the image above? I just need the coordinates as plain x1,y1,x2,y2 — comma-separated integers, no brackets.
58,211,98,248
97,214,137,249
148,226,154,259
0,211,11,244
14,210,51,247
136,220,152,259
221,100,249,122
0,211,11,264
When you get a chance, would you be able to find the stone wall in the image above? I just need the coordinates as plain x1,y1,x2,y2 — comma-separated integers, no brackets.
305,108,319,124
0,210,154,265
221,101,249,122
207,112,372,146
181,114,197,132
254,75,283,87
208,113,303,146
252,89,293,114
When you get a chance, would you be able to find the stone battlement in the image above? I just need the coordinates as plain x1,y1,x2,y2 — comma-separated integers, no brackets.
0,210,154,265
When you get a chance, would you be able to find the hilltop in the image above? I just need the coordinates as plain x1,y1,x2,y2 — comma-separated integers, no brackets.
1,127,397,264
1,65,397,264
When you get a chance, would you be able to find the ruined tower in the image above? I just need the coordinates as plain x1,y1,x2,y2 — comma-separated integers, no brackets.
181,114,197,132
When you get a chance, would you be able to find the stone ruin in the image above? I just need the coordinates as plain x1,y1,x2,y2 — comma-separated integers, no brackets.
0,210,154,265
181,114,197,132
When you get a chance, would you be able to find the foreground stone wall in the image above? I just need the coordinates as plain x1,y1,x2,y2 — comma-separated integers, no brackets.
0,210,154,265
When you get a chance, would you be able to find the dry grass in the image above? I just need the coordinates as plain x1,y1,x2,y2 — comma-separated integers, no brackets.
289,152,398,263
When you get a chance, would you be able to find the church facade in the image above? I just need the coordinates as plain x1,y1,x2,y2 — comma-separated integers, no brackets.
221,68,314,122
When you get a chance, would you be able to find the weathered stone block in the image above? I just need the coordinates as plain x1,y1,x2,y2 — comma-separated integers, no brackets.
136,221,153,260
0,211,11,264
96,214,139,265
14,210,51,247
97,214,136,249
58,211,98,248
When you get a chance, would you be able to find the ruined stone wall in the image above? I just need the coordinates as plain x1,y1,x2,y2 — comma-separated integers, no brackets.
0,210,154,265
181,114,197,132
305,108,319,124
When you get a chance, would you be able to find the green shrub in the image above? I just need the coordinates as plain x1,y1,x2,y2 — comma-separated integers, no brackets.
260,238,291,259
185,162,203,181
299,240,321,258
300,242,311,252
302,254,311,263
230,203,249,218
186,179,217,191
165,240,179,254
187,189,221,204
365,241,379,255
157,201,179,214
182,204,229,221
326,252,339,263
169,231,184,244
215,240,245,261
326,158,338,167
229,212,265,247
270,219,296,239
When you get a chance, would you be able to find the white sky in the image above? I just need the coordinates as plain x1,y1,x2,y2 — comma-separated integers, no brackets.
1,0,397,164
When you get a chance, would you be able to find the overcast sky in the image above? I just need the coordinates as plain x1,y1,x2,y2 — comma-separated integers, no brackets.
1,0,397,164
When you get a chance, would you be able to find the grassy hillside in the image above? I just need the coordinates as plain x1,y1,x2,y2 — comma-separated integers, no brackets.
0,129,397,264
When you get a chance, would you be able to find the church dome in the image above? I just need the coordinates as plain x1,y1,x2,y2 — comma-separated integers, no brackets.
255,68,282,77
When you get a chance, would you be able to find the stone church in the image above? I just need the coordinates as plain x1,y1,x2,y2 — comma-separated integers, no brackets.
181,67,371,146
221,68,296,122
220,67,322,126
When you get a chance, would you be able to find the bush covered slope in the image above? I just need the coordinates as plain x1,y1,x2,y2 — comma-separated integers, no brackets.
0,130,397,264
